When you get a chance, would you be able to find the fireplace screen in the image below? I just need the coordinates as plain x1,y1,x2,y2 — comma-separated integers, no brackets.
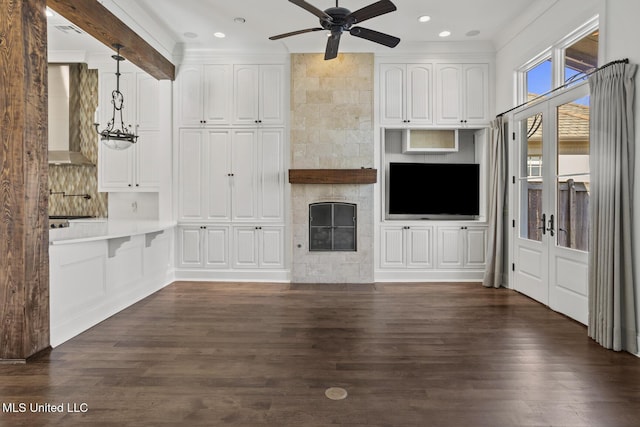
309,203,357,251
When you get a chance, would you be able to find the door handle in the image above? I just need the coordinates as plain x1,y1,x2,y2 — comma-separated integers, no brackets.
538,213,546,235
547,214,555,237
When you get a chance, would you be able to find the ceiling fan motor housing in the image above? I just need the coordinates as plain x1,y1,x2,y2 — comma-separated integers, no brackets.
321,7,354,32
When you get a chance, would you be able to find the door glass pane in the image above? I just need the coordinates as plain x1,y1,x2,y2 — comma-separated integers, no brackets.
556,96,590,251
520,113,544,241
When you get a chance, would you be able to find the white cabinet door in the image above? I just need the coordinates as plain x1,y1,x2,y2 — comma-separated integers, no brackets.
259,65,285,125
380,227,405,268
136,73,160,130
134,129,160,189
99,144,134,190
178,226,203,267
462,64,489,125
233,65,260,125
233,227,259,268
231,130,257,220
406,227,433,268
204,226,229,268
465,227,487,268
258,129,284,220
178,129,205,220
206,130,232,221
436,63,489,126
380,226,432,268
176,64,204,127
260,227,284,268
406,64,433,125
437,227,465,268
233,226,284,269
435,64,462,125
203,65,232,125
233,65,285,125
379,64,405,125
437,226,487,269
380,64,432,126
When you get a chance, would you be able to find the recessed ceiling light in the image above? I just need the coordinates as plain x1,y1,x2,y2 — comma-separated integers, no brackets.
234,17,246,24
183,32,198,39
466,30,480,37
418,15,431,23
439,30,451,38
214,32,226,38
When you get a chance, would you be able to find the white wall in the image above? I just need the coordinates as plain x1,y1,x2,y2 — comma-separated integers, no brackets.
604,0,640,354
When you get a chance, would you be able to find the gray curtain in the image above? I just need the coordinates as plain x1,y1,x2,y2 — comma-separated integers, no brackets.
588,62,638,353
483,116,506,288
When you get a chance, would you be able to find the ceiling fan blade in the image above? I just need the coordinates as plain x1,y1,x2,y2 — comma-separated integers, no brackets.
269,28,324,40
289,0,333,21
347,0,397,24
325,32,342,60
350,26,400,48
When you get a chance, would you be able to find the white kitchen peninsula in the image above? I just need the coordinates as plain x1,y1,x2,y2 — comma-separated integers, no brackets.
49,220,176,347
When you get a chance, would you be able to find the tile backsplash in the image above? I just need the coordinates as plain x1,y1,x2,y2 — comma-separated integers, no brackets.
48,63,108,218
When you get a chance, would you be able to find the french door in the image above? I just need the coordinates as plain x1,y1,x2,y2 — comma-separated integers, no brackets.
512,84,590,324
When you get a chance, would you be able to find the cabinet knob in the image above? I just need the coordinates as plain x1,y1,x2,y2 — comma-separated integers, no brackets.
128,184,132,187
136,184,139,187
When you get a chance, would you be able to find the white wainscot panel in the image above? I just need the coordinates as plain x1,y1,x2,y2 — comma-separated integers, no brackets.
555,256,588,296
518,246,543,280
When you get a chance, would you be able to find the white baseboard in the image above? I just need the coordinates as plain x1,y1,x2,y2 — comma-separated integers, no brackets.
374,269,485,282
174,269,291,283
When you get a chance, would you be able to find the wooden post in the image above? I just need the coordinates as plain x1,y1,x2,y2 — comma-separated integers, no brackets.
0,0,50,361
568,178,577,249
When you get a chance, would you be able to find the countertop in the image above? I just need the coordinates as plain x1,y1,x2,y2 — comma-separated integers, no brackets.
49,219,176,245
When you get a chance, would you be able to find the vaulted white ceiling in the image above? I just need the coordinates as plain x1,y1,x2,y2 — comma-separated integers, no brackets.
47,0,547,61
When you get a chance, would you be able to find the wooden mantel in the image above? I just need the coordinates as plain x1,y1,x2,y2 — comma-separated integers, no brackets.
289,169,377,185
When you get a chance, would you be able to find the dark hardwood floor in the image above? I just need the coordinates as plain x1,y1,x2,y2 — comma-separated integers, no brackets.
1,281,639,426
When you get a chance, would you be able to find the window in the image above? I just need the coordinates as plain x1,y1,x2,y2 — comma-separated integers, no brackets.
517,17,599,104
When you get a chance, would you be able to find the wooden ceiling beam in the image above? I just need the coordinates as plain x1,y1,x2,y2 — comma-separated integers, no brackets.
47,0,175,80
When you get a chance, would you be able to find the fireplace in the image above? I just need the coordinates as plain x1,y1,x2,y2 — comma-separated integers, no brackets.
309,202,357,251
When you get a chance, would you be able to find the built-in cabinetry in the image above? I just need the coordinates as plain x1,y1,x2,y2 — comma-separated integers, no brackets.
378,223,487,281
435,63,490,126
175,61,288,281
379,61,490,128
376,56,492,282
379,64,433,126
99,72,162,191
177,64,285,127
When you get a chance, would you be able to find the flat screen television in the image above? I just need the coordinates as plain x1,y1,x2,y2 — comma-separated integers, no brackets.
388,162,480,218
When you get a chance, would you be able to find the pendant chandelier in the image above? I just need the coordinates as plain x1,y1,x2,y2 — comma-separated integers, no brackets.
94,44,138,150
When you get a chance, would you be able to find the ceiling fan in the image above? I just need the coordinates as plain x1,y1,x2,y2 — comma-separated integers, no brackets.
269,0,400,60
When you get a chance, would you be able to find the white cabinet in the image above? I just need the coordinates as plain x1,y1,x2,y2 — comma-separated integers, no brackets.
435,63,489,126
233,64,285,126
436,226,487,269
380,225,433,269
99,72,161,191
178,128,284,222
379,64,433,126
233,226,285,269
176,64,232,127
177,225,284,270
177,225,229,269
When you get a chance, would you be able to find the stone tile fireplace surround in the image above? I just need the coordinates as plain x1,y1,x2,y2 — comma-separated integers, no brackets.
290,53,374,283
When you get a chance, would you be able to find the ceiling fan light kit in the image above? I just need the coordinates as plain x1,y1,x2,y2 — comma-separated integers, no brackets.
269,0,400,60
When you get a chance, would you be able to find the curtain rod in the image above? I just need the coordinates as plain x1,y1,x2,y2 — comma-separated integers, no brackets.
496,58,629,118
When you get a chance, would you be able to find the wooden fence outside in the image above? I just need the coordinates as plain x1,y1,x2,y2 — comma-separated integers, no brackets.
526,179,589,251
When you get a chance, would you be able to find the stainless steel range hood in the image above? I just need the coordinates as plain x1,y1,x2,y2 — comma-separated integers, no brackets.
48,63,95,166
